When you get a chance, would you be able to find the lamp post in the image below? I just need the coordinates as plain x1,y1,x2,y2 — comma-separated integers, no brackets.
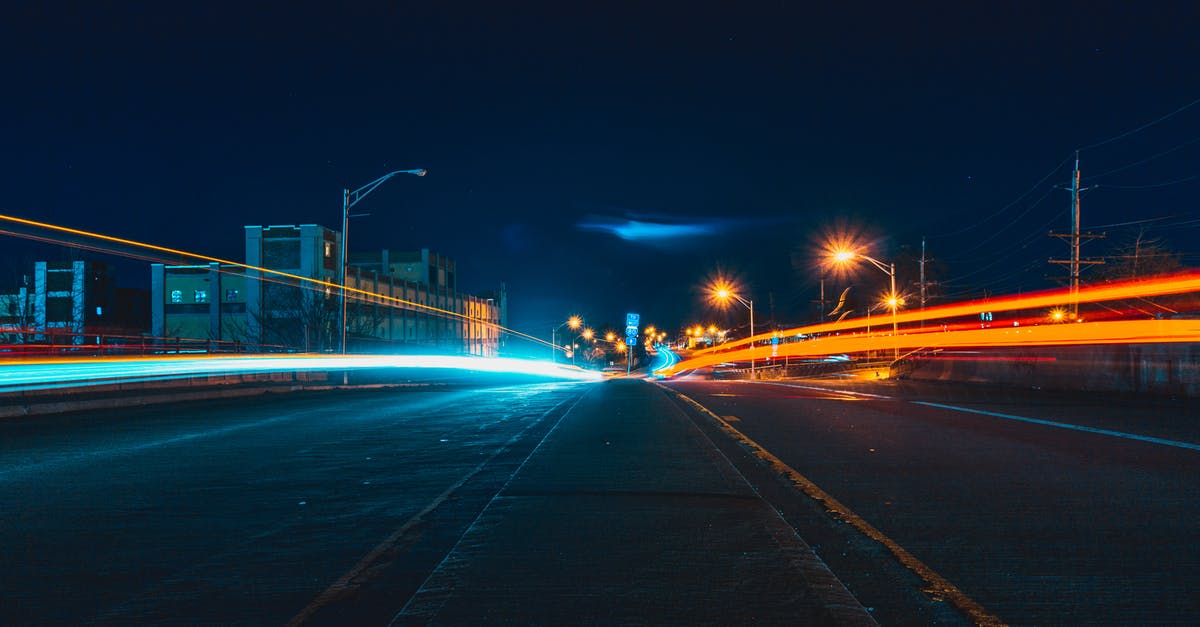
714,287,755,380
833,250,899,360
551,315,582,363
340,168,426,357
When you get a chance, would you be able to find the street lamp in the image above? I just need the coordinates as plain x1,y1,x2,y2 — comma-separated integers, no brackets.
712,285,755,380
832,250,899,360
340,168,426,357
551,315,582,363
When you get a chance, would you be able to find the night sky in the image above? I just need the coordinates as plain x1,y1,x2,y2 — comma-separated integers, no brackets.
3,2,1199,353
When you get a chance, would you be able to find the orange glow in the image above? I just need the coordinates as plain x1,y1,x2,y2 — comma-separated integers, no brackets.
688,272,1200,358
663,318,1200,376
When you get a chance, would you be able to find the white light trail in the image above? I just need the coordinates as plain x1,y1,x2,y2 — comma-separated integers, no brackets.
0,354,603,393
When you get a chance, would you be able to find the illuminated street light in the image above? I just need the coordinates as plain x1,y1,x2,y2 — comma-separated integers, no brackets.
551,315,583,363
605,331,616,342
832,249,899,360
341,168,427,359
711,282,756,380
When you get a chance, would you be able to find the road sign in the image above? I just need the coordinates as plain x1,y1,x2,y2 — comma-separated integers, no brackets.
626,312,640,327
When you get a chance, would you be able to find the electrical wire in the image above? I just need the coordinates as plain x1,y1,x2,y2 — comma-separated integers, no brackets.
930,153,1073,239
1097,175,1198,190
1078,95,1200,152
1085,135,1200,181
940,186,1059,262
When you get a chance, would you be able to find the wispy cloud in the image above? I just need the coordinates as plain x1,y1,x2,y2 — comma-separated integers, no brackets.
576,211,782,245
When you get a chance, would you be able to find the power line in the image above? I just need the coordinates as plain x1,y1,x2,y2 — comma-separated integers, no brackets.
1085,135,1200,180
931,154,1073,239
1097,175,1198,190
941,186,1058,262
1078,95,1200,151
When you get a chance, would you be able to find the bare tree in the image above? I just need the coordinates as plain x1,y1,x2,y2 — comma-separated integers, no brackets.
1099,229,1183,281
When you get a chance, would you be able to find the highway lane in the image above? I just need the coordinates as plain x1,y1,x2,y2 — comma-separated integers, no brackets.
1,381,588,625
663,377,1200,625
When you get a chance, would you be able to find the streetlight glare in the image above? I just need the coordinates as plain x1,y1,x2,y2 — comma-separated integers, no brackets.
834,250,855,262
567,315,582,329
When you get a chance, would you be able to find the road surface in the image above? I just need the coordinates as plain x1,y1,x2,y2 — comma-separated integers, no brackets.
663,376,1200,625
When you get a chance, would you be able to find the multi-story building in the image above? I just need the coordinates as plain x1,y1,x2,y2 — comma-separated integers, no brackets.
0,260,142,345
151,224,505,355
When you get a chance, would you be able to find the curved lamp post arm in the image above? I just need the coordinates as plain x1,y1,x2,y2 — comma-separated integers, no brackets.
347,169,427,210
340,168,427,362
857,253,893,277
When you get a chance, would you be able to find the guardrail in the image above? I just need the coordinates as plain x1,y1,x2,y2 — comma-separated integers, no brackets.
0,330,293,358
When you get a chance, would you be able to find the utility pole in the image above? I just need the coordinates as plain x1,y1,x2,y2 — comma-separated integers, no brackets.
817,278,825,324
919,238,927,328
919,237,927,311
1049,150,1104,318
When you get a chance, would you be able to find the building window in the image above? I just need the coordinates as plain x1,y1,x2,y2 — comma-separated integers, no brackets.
324,242,333,257
225,289,239,302
170,290,183,303
194,289,208,303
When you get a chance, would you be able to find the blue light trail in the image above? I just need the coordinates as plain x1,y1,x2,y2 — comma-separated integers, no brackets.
0,354,602,393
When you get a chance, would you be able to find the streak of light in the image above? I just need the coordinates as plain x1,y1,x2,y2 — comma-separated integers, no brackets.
663,318,1200,376
649,345,681,376
0,213,550,348
690,272,1200,357
0,354,602,393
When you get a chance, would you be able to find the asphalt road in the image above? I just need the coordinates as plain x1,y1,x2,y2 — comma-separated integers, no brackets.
1,381,588,625
5,374,1198,625
662,376,1200,625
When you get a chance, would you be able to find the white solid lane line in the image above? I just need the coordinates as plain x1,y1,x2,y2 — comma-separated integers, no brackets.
913,401,1200,452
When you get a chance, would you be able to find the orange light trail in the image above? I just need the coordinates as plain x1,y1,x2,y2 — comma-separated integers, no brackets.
669,272,1200,376
690,272,1200,357
0,213,550,348
665,318,1200,375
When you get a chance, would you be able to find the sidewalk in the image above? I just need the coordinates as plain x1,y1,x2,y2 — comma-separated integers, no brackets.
393,378,874,625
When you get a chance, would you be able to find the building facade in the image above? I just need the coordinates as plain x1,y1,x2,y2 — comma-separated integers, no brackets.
0,260,139,345
151,224,505,355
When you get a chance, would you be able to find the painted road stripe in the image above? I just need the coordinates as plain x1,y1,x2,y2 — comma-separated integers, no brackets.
914,401,1200,452
758,381,896,400
668,389,1004,627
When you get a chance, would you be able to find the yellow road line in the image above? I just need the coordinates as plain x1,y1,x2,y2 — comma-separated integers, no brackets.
671,390,1007,627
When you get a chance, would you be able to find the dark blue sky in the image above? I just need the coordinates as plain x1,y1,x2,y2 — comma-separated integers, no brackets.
3,1,1198,348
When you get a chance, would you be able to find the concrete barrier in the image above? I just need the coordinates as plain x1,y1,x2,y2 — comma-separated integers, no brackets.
902,343,1200,397
0,371,333,419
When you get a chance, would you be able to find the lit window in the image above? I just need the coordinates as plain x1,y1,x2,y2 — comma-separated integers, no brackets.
194,289,208,303
324,242,333,257
225,289,239,302
170,290,183,303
